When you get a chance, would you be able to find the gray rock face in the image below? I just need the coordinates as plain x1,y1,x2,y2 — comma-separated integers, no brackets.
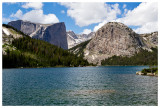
140,31,158,48
8,20,40,35
67,31,95,49
77,32,95,39
43,22,68,49
84,22,149,65
67,31,78,39
67,31,77,49
8,20,68,49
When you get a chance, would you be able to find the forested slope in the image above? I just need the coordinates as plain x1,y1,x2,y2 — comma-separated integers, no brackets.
3,25,91,68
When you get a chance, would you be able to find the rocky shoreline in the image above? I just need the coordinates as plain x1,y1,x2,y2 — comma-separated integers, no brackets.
136,71,158,76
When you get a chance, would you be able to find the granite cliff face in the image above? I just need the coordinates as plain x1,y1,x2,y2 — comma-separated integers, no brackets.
140,31,158,48
67,31,78,49
43,22,68,49
8,20,41,35
8,20,68,49
83,22,153,65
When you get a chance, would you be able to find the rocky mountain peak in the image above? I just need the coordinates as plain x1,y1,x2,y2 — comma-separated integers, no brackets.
67,31,95,49
84,22,147,65
8,20,68,49
67,30,78,39
8,20,41,35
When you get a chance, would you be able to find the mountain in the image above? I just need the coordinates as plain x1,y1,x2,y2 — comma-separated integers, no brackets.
67,31,78,49
84,22,148,64
140,31,158,48
67,31,95,49
77,32,95,39
8,20,95,49
8,20,68,49
67,30,79,39
70,22,158,65
2,24,27,55
5,20,158,66
69,39,91,57
2,24,90,68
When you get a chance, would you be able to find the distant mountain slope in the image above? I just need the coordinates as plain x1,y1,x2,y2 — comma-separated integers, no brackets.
2,24,27,55
67,31,95,49
140,31,158,48
8,20,68,49
2,24,90,68
70,22,158,65
69,39,91,57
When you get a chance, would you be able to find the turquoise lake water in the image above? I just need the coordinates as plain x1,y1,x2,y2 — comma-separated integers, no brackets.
3,66,157,106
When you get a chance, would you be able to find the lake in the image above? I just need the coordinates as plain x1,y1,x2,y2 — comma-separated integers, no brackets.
3,66,158,106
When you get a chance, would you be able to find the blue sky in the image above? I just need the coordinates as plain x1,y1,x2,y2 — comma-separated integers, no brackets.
2,2,158,34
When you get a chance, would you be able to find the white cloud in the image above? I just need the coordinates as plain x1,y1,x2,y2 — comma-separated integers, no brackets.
11,9,59,24
22,2,43,9
10,9,23,19
123,4,126,9
118,2,158,34
133,22,158,34
3,18,11,23
107,4,121,21
3,2,22,5
82,29,92,34
60,3,121,27
93,20,108,32
117,2,158,26
61,10,65,14
6,2,17,4
94,2,158,34
123,8,128,16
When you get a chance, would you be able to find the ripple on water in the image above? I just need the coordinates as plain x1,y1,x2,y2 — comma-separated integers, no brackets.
3,66,157,106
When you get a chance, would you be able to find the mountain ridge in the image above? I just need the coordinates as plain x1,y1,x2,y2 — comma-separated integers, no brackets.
70,22,158,65
67,31,95,49
8,20,68,49
5,20,158,65
2,24,91,68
